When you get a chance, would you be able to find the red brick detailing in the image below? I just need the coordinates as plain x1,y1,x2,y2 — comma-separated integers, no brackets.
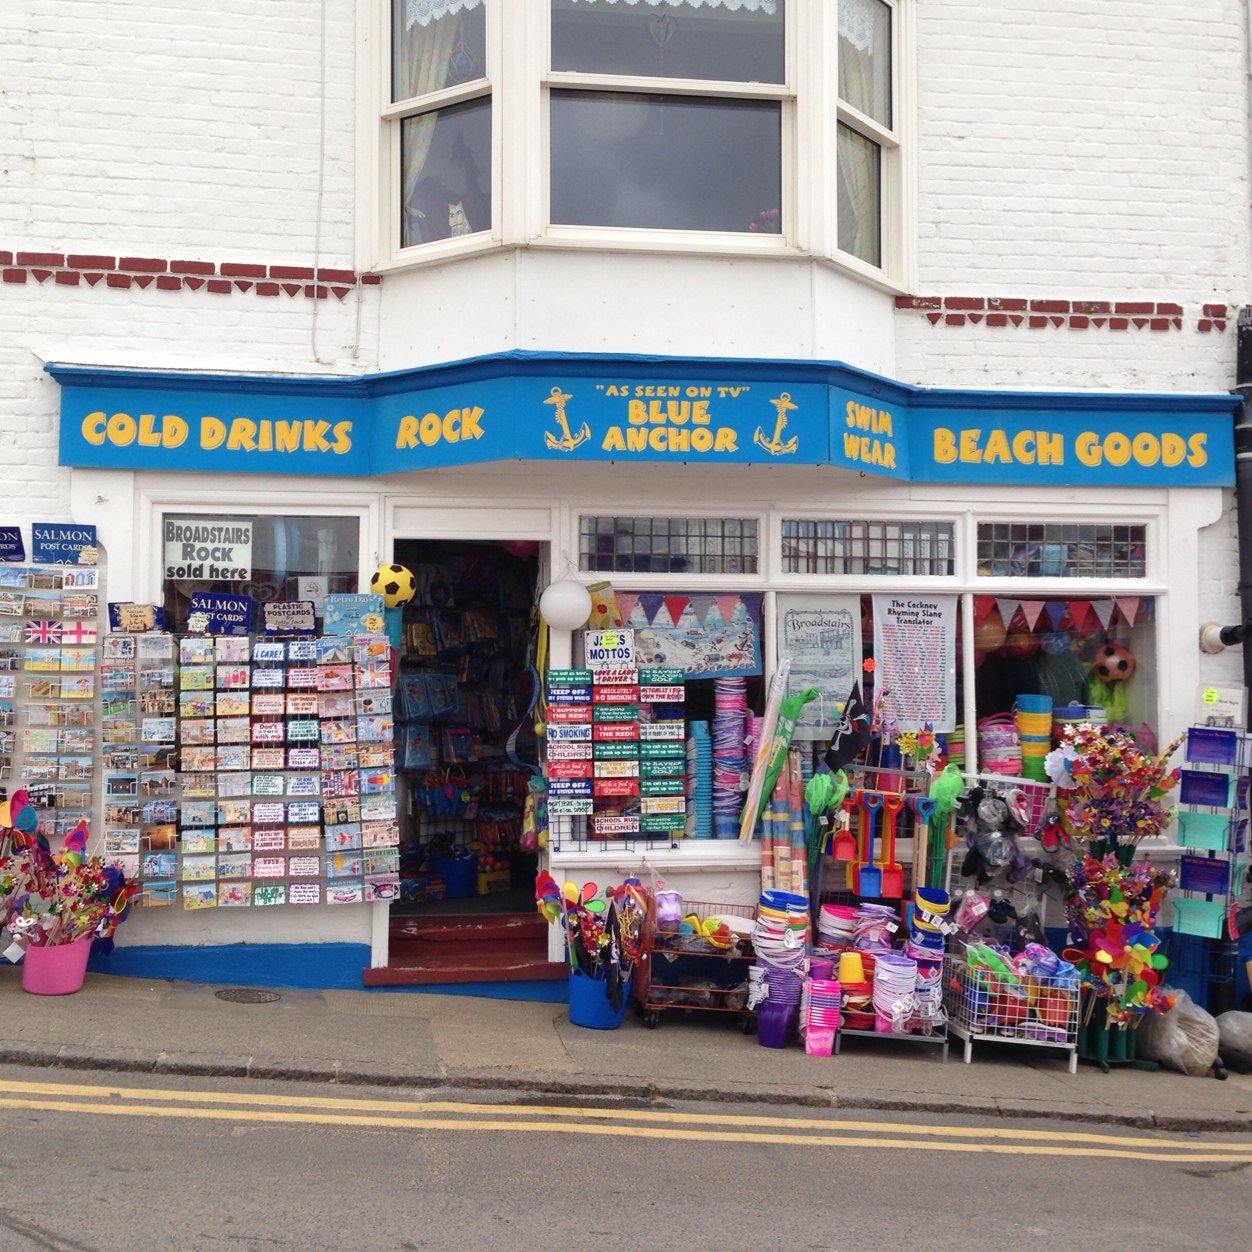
106,273,131,289
205,280,232,294
119,257,167,273
30,269,53,283
17,251,64,266
331,287,351,300
3,269,27,283
281,283,302,296
54,271,80,286
67,254,113,269
316,267,355,283
133,275,155,289
360,273,382,285
83,273,104,286
304,285,330,299
270,265,316,280
233,280,254,292
221,263,266,279
0,251,12,265
171,260,216,275
156,275,181,291
897,294,1236,335
256,282,280,296
184,277,206,291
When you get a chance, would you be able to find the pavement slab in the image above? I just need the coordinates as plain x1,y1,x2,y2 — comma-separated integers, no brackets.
2,966,1250,1131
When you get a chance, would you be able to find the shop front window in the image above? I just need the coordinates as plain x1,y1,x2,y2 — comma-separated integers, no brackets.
391,0,493,251
579,514,759,574
976,522,1148,579
160,514,360,634
782,518,954,577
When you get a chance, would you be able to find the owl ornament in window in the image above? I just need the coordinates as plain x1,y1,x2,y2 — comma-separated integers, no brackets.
1084,641,1135,727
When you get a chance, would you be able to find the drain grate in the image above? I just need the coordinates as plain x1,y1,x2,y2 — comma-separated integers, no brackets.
214,988,282,1004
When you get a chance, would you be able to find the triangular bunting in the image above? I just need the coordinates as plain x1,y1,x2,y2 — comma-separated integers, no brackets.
714,595,743,628
973,596,997,625
1045,601,1070,629
1117,596,1140,627
637,592,665,625
663,596,690,629
1019,600,1045,631
1092,599,1115,631
996,599,1021,631
1067,600,1092,633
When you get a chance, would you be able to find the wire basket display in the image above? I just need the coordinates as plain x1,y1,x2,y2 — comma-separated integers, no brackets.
942,952,1079,1072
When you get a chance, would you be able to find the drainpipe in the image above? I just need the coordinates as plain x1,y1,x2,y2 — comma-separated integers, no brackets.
1238,307,1252,696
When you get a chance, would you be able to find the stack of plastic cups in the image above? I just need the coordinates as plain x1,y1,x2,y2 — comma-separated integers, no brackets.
804,978,842,1056
1083,704,1108,726
1015,694,1052,782
686,720,713,839
816,903,857,954
873,952,918,1034
743,713,764,777
712,679,747,839
853,902,897,953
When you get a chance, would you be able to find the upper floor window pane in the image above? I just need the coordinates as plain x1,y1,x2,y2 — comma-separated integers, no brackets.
782,519,955,577
580,515,760,574
837,122,881,266
393,0,488,103
838,0,891,127
976,523,1148,579
551,0,785,84
551,91,780,232
401,97,492,247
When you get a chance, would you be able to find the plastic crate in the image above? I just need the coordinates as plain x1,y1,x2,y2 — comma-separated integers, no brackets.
476,868,511,896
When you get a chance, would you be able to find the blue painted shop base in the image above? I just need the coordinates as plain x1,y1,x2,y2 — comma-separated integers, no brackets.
87,943,568,1003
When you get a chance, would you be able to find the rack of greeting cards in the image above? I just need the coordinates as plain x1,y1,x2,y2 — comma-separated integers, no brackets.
0,561,102,850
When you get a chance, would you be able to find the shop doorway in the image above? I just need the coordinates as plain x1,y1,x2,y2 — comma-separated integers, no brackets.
391,538,542,918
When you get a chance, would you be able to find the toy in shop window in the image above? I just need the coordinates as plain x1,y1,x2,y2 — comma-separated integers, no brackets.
1085,641,1135,726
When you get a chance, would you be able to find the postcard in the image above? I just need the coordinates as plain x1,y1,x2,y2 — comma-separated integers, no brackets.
252,883,285,907
316,664,354,692
217,771,252,797
326,851,364,878
323,799,361,826
320,718,356,745
105,831,142,854
217,799,252,826
57,755,93,782
139,688,175,715
251,640,286,663
101,662,138,692
105,802,141,827
364,876,400,902
179,638,214,665
219,881,253,907
139,663,176,689
250,747,284,771
321,744,358,772
216,717,250,744
287,882,322,905
361,796,397,822
287,718,319,743
180,773,218,798
252,855,286,879
182,884,217,910
355,662,392,690
179,719,215,745
142,799,178,825
180,800,217,828
287,666,318,689
140,744,177,772
317,637,352,665
252,773,285,797
324,822,362,850
360,770,393,795
217,853,252,880
358,745,394,770
59,647,97,673
217,827,253,853
216,665,251,690
103,634,137,660
251,692,285,717
326,879,364,905
141,851,178,878
252,721,285,744
215,691,250,717
180,665,214,691
180,746,216,773
286,692,319,717
287,800,320,825
285,826,321,851
142,823,177,851
22,727,59,754
60,675,95,699
179,855,216,882
287,855,321,878
0,592,24,616
215,636,250,663
61,594,100,621
179,692,214,719
357,714,394,742
103,747,139,772
24,647,61,673
106,854,140,881
355,692,392,718
251,828,286,852
215,745,251,771
361,821,399,848
59,621,97,646
142,716,176,742
180,832,216,856
137,633,175,660
251,668,284,689
318,693,353,719
286,774,320,798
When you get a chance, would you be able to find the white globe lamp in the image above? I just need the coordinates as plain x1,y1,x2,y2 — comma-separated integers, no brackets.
539,579,593,631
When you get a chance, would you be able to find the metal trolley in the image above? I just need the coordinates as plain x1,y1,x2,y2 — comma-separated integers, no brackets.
634,898,757,1032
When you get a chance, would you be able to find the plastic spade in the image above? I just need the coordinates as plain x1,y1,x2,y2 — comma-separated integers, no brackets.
876,795,905,898
911,795,938,891
831,791,859,861
853,792,884,897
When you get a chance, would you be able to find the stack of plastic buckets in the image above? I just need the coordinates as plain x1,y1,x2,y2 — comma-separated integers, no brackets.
837,949,874,1029
804,977,842,1055
907,887,950,1032
754,889,810,1048
686,720,712,839
816,903,857,953
712,679,747,838
873,952,918,1033
1015,694,1052,781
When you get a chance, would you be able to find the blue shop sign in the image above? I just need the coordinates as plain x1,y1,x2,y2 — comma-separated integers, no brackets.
48,352,1237,487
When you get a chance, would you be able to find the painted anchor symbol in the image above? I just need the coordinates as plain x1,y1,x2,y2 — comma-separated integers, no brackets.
543,386,591,452
754,391,800,456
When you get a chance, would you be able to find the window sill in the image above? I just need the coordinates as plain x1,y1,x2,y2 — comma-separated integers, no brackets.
548,840,762,871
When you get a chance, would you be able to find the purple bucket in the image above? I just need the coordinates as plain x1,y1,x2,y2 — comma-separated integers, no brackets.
757,1000,797,1049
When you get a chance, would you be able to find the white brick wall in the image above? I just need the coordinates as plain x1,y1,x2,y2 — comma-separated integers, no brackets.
913,0,1252,299
0,0,357,264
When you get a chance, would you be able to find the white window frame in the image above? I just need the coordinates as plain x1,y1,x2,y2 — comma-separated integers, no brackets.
359,0,915,286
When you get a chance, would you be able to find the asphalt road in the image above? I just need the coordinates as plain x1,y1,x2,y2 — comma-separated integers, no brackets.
0,1062,1247,1251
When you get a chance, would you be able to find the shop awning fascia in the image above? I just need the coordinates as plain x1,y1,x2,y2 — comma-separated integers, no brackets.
47,350,1238,487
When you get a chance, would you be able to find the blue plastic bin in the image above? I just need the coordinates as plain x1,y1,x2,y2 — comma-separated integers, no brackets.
568,969,631,1029
432,853,477,899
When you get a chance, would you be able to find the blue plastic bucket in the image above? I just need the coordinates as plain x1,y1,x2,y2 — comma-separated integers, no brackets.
568,970,631,1029
432,854,477,899
1016,694,1052,713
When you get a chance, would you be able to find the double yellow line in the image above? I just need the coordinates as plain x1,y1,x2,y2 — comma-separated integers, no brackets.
0,1077,1249,1161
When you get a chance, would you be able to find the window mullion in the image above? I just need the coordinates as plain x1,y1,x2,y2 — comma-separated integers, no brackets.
835,101,897,149
383,79,492,121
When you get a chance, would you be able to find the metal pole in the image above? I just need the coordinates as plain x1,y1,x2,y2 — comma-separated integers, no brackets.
1236,306,1252,697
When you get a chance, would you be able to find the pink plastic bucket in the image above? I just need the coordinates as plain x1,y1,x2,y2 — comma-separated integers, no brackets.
21,937,92,995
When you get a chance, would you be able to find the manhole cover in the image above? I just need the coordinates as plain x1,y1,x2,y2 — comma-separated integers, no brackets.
214,988,282,1004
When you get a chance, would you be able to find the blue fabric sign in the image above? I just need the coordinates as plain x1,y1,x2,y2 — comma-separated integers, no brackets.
188,591,253,636
32,522,97,566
